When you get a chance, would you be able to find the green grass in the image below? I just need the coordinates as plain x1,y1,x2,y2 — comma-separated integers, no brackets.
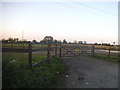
90,54,119,63
2,43,48,49
32,53,47,64
2,43,28,49
32,44,48,49
2,53,67,88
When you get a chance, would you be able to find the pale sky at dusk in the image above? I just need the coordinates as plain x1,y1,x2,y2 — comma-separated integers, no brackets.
1,0,118,44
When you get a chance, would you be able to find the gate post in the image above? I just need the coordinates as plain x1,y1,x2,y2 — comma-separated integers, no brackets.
92,44,94,55
108,45,111,57
59,44,62,57
11,42,13,48
55,43,57,56
47,43,50,58
28,41,32,69
118,45,120,61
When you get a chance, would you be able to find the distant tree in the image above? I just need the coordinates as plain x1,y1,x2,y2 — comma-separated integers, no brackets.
2,37,28,43
63,39,67,44
13,38,19,43
102,43,110,46
2,39,7,43
94,43,98,45
69,42,71,44
32,40,37,43
78,41,83,44
7,37,19,43
94,43,101,45
43,36,53,44
8,37,14,43
84,41,87,44
113,42,115,45
40,40,44,44
53,39,58,43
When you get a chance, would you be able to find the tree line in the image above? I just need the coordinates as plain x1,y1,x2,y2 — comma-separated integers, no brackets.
1,37,86,44
1,36,112,46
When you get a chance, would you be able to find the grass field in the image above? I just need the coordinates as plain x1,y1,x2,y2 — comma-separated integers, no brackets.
2,43,28,49
2,43,48,49
2,52,67,88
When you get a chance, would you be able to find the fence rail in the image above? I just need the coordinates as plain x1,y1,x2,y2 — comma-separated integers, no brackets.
2,42,120,68
2,42,61,68
2,48,29,53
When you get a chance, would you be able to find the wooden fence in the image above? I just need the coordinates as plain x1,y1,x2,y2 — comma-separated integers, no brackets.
2,42,120,68
93,45,120,58
2,42,62,68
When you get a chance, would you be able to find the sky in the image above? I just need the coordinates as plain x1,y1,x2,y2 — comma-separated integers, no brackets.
1,0,119,44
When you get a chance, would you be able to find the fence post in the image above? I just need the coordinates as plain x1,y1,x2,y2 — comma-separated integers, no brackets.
108,45,111,57
11,42,13,48
28,42,32,69
23,43,24,49
118,45,120,61
55,43,57,56
59,44,62,57
47,43,50,58
92,44,94,55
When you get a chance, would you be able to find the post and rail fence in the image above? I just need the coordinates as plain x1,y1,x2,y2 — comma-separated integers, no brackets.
2,42,62,68
2,42,120,68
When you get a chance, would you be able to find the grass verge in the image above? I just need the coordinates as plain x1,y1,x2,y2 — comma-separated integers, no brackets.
2,53,67,88
90,54,119,63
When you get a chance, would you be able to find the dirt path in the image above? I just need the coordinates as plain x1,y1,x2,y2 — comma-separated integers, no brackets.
57,56,118,88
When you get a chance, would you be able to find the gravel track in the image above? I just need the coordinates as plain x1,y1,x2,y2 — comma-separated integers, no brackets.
57,56,118,88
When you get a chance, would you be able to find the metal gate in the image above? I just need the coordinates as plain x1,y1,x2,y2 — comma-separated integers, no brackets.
60,44,93,57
